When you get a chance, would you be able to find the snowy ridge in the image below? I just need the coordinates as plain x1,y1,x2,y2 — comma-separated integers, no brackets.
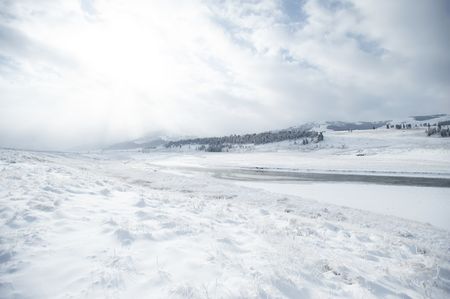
291,114,450,133
1,149,450,298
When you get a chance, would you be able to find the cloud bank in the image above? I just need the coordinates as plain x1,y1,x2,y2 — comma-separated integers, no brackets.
0,0,449,149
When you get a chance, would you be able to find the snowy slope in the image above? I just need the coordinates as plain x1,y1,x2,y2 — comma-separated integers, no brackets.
1,149,450,298
123,114,449,154
102,114,450,153
299,114,450,132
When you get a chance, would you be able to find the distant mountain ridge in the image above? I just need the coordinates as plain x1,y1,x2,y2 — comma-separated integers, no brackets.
412,114,447,121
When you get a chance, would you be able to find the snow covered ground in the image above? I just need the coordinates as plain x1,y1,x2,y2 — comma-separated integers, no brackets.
234,181,450,230
146,128,450,177
1,128,450,298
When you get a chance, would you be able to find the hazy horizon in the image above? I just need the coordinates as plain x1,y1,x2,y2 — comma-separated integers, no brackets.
1,0,449,150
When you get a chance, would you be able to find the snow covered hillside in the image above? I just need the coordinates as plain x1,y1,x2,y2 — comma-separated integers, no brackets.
1,148,450,298
107,114,450,152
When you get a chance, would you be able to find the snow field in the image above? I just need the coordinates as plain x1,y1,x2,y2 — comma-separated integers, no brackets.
0,149,449,298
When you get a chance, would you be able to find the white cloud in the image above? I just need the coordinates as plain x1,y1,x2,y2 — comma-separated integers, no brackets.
0,0,449,149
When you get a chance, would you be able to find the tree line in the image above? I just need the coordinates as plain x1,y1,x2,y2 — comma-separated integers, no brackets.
426,121,450,137
385,120,450,137
165,129,323,152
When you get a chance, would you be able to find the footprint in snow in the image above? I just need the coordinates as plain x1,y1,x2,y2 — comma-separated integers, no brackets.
259,208,269,215
323,222,340,232
0,250,14,265
135,198,147,208
114,228,135,246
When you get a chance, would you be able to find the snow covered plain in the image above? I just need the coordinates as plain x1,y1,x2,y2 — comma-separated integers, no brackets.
1,128,450,298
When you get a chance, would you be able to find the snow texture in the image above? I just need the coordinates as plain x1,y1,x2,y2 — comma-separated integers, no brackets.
1,145,450,298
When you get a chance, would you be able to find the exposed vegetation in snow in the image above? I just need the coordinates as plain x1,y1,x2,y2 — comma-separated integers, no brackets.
1,147,450,298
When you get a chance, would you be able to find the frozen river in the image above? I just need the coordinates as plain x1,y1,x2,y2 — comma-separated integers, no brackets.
211,167,450,187
205,167,450,230
171,166,450,230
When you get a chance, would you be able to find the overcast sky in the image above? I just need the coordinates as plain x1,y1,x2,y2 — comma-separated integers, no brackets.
0,0,449,150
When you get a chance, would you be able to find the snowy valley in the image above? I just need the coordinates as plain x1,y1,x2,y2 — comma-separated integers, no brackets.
2,1,449,297
1,118,450,298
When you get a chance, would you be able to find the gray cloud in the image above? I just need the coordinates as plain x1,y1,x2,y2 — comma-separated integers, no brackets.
0,0,449,150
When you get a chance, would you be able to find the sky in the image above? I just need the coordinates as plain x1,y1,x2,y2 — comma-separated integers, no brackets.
0,0,449,150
